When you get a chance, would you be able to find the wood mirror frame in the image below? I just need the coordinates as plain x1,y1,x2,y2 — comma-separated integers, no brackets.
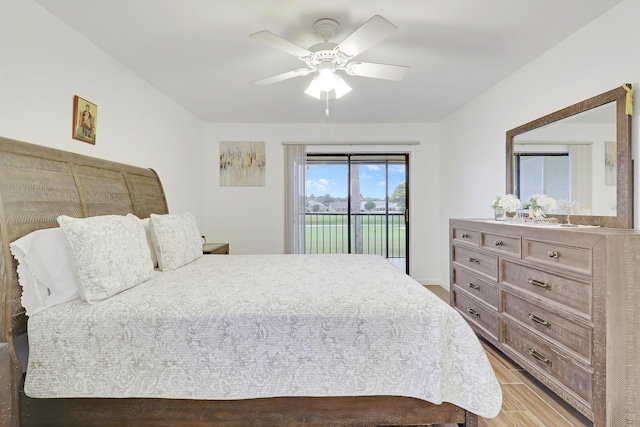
506,85,633,228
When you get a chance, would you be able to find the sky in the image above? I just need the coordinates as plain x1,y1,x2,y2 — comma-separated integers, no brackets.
306,164,405,199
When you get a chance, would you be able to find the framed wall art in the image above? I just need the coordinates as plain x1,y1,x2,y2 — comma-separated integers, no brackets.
72,96,97,144
220,141,266,186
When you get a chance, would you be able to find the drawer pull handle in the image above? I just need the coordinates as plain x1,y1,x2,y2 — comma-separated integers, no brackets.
547,250,558,258
467,307,480,316
467,257,479,264
528,278,551,290
461,233,470,238
528,348,552,366
494,240,503,247
528,313,551,328
467,282,480,290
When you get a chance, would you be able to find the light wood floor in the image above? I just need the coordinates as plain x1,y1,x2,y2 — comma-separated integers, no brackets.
425,285,592,427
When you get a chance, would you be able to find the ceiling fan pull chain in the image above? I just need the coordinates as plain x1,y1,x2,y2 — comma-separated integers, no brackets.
325,96,330,116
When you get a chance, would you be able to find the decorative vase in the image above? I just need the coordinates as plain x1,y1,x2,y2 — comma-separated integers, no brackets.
494,207,506,221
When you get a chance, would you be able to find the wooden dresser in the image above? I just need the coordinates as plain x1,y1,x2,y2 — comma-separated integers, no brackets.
449,219,640,426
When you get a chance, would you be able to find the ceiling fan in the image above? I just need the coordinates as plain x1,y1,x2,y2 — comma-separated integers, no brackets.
250,15,409,102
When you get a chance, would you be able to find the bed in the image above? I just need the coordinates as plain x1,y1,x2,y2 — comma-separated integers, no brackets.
0,136,501,426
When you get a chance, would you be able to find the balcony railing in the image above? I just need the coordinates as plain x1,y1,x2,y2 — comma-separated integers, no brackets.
305,212,406,258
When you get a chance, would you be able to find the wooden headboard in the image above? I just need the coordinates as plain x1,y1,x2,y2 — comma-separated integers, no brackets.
0,136,169,356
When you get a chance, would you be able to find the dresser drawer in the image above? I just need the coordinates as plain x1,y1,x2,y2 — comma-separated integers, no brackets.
502,291,592,363
503,319,593,405
523,238,592,276
452,289,499,340
452,245,498,281
452,267,498,308
481,231,521,258
501,260,592,319
452,227,480,246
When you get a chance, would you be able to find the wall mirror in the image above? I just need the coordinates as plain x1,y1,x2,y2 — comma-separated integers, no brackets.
506,85,633,228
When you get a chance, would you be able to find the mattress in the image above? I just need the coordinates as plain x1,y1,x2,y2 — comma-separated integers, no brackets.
25,254,502,418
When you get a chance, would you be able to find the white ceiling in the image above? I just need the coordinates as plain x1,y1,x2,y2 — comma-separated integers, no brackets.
35,0,622,123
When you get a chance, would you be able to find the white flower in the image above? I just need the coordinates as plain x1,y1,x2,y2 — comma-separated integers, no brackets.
492,194,521,213
527,194,557,213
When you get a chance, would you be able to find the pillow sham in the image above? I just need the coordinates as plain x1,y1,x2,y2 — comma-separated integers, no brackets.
9,228,80,316
128,215,159,268
149,212,203,271
58,214,154,303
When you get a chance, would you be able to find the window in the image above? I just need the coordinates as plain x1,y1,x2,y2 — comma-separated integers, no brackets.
305,153,409,273
514,152,570,202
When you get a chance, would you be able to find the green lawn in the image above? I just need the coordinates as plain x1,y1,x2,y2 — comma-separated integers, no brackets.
304,213,406,257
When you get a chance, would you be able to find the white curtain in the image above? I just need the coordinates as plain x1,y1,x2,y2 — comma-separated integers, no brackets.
569,144,592,210
284,144,306,254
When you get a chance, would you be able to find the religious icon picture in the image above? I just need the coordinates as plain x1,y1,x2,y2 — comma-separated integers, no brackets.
72,96,97,144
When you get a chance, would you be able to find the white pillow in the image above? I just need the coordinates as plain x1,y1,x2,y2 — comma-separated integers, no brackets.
57,214,154,303
128,215,158,268
149,212,203,271
9,228,81,316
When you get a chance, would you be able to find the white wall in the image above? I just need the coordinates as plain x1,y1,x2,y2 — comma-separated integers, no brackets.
2,1,442,285
0,0,205,221
5,0,638,289
438,0,640,285
204,123,442,285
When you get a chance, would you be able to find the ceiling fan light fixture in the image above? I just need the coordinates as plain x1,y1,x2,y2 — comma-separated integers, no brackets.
304,78,322,99
333,76,351,99
316,65,337,91
305,74,351,100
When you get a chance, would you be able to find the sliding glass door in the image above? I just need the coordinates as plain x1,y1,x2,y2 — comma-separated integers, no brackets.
305,153,409,273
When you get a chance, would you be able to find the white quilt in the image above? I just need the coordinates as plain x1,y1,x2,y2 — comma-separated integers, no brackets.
25,254,502,418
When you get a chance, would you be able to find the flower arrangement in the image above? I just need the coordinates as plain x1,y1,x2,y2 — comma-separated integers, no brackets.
491,194,521,213
524,194,557,217
492,194,521,221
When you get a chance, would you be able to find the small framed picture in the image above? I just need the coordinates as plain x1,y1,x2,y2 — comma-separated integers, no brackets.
72,96,97,144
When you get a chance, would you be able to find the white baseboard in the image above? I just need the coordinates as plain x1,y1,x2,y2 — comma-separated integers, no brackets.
416,279,449,291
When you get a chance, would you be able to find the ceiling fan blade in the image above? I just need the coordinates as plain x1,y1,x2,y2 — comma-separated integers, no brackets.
250,30,312,57
252,68,314,86
344,61,409,81
336,15,397,58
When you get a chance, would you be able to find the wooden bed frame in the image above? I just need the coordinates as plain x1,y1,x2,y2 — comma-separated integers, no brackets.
0,136,478,427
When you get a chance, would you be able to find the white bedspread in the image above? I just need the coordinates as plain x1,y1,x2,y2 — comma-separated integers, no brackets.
25,254,501,418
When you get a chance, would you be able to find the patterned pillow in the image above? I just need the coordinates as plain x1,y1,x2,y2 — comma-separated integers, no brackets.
57,214,155,303
127,215,159,268
149,212,203,271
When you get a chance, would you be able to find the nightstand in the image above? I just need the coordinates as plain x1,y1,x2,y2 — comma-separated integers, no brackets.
202,243,229,254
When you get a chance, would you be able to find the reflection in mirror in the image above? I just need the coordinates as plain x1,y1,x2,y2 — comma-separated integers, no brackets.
506,85,632,228
513,102,616,217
